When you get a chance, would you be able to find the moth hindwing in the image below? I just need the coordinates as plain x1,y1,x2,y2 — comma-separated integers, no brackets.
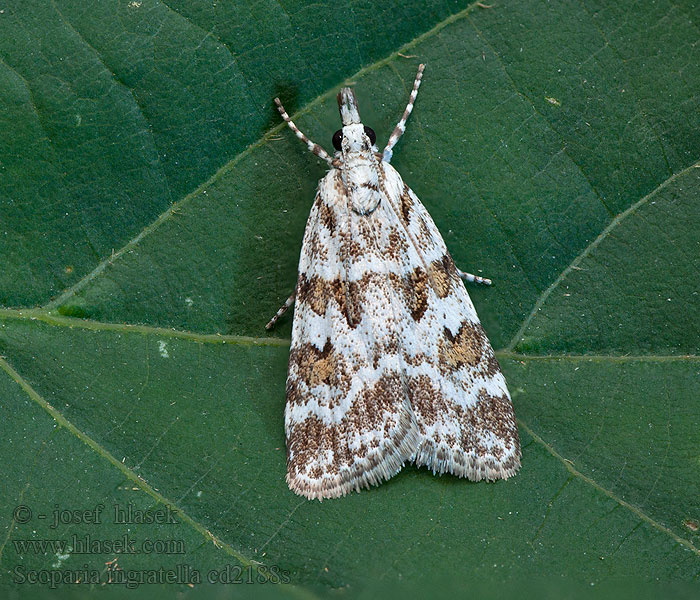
269,65,520,500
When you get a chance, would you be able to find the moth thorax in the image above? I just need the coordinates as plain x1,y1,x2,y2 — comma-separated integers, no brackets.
345,161,381,214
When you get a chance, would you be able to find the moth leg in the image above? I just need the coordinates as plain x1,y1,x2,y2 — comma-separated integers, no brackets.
382,63,425,163
265,292,295,330
457,268,492,286
274,98,334,167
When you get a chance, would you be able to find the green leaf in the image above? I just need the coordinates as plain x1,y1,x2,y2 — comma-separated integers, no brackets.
2,0,700,594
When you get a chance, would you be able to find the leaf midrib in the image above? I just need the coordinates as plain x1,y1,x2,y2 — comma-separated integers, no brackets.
2,308,700,362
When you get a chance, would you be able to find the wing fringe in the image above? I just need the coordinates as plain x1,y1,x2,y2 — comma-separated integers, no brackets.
286,398,421,500
413,441,521,482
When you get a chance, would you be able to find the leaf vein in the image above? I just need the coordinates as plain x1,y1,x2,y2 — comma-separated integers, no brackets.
42,0,490,311
506,159,700,350
519,418,700,557
0,356,268,575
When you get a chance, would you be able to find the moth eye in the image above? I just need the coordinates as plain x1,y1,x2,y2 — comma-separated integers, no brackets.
364,126,376,145
332,129,343,151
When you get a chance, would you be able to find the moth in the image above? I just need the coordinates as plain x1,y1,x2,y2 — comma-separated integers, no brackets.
267,65,520,500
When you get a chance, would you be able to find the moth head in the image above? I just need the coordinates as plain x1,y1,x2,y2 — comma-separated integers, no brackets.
334,87,377,153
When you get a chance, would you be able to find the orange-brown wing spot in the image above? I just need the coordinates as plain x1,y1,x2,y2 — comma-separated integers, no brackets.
438,320,500,376
439,321,483,371
426,254,459,299
288,340,352,404
389,267,430,321
295,273,366,328
295,273,330,316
